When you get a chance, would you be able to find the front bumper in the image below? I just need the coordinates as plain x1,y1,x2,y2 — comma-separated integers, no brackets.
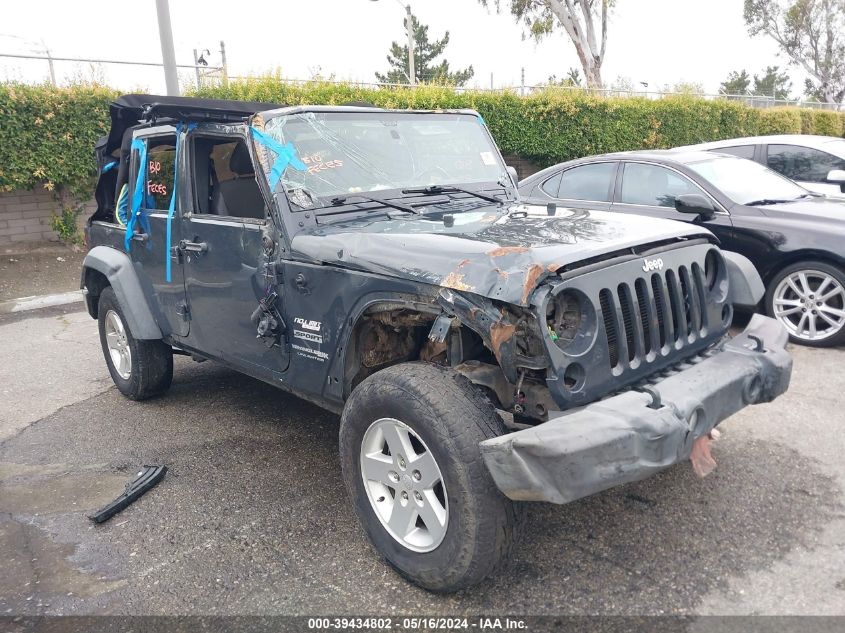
479,314,792,504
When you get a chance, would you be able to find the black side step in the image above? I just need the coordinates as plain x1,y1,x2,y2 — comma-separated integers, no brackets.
88,465,167,524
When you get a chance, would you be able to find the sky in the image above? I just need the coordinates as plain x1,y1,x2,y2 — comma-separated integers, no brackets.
0,0,805,96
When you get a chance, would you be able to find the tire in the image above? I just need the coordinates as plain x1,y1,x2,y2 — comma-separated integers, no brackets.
97,286,173,399
339,362,521,592
765,260,845,347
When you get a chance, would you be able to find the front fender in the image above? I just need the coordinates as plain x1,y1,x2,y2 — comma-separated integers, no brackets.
81,246,163,339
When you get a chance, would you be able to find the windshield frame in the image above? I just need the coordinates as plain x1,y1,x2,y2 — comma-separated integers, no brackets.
253,106,515,213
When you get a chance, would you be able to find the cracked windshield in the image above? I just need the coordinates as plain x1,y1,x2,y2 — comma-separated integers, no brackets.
262,111,508,207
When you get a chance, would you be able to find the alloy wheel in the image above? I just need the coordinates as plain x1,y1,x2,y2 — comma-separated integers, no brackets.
359,417,449,553
773,270,845,342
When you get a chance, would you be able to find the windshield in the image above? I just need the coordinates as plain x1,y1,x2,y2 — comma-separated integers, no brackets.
260,111,507,206
688,156,809,205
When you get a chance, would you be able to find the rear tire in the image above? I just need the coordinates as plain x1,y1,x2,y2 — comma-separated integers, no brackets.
97,286,173,400
765,260,845,347
339,362,521,592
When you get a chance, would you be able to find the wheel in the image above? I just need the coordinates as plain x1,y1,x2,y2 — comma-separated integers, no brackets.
97,286,174,399
339,362,521,592
765,260,845,347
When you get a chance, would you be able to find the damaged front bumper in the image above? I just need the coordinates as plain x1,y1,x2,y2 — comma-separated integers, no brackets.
479,314,792,504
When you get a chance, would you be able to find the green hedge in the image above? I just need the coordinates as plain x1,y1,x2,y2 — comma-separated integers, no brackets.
0,83,118,197
1,79,843,197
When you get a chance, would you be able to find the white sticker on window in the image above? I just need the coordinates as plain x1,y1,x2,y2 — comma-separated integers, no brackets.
480,151,496,166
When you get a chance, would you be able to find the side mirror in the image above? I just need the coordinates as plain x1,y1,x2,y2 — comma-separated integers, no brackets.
675,193,716,220
506,165,519,186
826,169,845,192
825,169,845,183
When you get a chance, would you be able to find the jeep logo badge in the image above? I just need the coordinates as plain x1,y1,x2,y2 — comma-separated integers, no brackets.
642,257,664,272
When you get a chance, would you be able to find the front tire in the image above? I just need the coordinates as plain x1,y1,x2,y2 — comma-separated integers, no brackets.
97,286,173,399
765,261,845,347
339,362,521,592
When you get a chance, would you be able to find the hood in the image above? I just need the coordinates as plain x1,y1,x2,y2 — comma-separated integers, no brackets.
291,203,712,306
756,196,845,222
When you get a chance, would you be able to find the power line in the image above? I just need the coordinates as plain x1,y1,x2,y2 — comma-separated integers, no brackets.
0,51,218,71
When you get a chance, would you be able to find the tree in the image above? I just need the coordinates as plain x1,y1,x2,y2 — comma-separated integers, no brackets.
744,0,845,104
481,1,613,88
663,80,705,95
610,75,634,92
375,15,474,86
720,69,752,95
753,65,792,100
547,67,583,87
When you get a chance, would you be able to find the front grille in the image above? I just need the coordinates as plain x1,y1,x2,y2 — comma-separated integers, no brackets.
600,263,709,371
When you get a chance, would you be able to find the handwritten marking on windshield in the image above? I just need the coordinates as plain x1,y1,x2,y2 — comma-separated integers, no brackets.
302,153,344,175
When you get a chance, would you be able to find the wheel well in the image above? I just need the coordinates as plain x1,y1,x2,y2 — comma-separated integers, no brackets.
83,267,110,318
762,252,845,288
342,305,491,397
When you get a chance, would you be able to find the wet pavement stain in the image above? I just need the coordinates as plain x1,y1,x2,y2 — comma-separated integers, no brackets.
0,470,126,516
0,517,126,613
0,466,131,613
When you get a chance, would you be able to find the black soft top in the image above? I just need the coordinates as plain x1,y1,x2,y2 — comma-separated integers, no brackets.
102,93,287,155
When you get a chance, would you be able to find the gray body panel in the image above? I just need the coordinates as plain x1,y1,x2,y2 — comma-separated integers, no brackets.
82,246,162,340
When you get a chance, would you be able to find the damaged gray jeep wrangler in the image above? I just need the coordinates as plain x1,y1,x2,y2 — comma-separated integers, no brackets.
83,94,792,592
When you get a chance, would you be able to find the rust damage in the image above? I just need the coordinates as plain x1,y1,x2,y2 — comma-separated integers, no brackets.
490,320,516,361
521,263,545,305
488,245,530,258
441,271,473,292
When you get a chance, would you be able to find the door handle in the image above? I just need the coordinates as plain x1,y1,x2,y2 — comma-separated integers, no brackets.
178,239,208,253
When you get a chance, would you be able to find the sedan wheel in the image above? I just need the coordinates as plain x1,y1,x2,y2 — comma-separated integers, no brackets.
771,267,845,345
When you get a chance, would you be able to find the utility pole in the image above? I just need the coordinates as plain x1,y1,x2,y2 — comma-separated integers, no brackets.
490,72,493,91
370,0,415,86
219,40,228,88
404,5,415,86
155,0,180,96
44,46,56,87
520,67,525,96
192,49,201,89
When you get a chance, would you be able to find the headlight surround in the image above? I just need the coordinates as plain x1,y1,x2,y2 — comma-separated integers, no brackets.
703,248,729,302
544,288,596,355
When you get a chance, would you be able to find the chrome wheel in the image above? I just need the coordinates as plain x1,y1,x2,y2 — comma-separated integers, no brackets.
359,417,449,553
773,270,845,342
104,309,132,379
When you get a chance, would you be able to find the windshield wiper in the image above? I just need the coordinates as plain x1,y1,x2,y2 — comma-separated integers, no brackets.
402,185,505,205
330,193,419,214
745,198,792,206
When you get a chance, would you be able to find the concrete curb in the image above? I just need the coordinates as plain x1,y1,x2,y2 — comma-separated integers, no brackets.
0,290,84,315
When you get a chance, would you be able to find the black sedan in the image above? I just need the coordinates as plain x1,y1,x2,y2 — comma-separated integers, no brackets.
518,150,845,346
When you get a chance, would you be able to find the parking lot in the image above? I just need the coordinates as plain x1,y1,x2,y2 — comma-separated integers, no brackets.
1,304,843,617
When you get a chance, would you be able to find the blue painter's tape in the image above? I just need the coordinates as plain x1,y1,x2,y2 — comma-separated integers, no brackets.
477,115,485,126
125,137,148,251
164,123,183,283
101,160,117,174
249,127,306,191
163,122,197,282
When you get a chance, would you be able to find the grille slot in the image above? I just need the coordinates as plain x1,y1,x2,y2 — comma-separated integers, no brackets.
635,278,653,355
601,263,707,370
599,289,619,368
618,284,637,362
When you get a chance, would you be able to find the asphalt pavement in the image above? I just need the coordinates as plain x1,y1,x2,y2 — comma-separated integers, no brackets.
0,306,843,617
